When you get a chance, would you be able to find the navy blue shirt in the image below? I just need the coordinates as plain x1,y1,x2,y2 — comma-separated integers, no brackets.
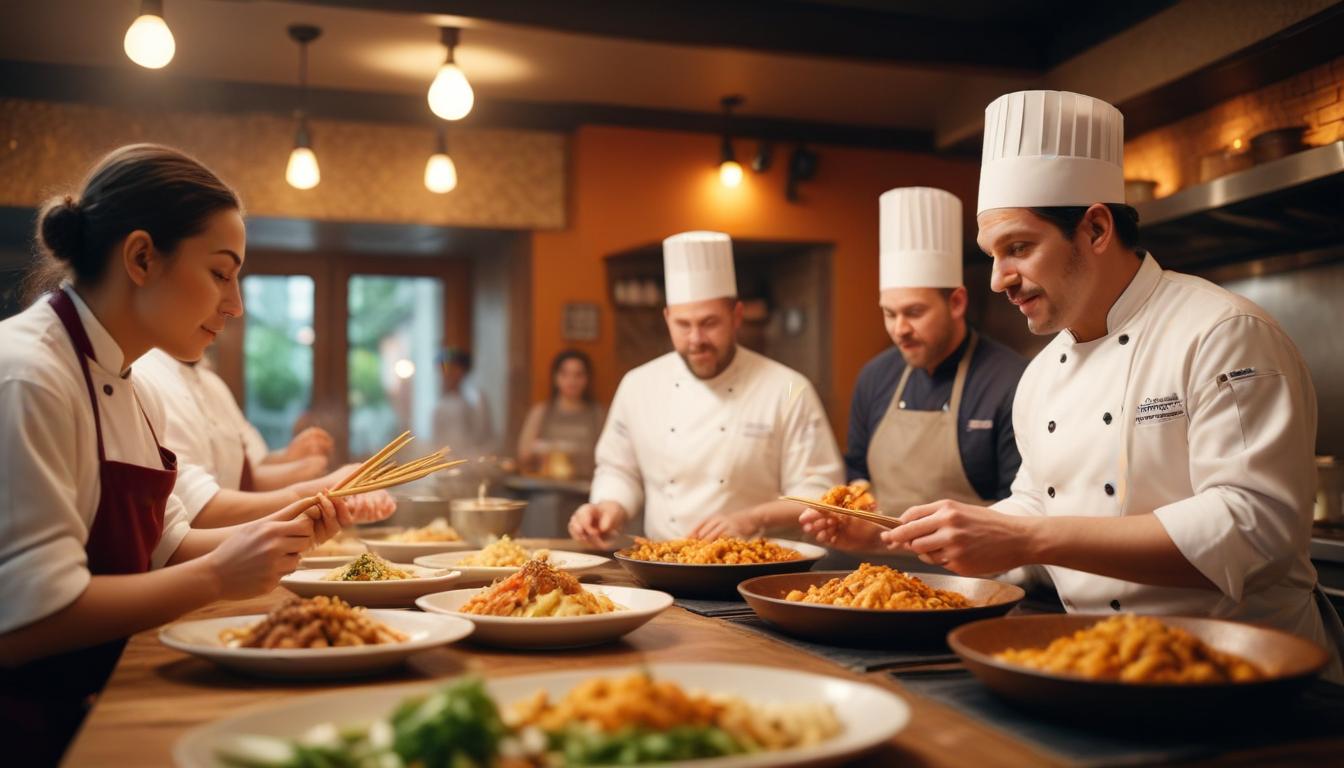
845,330,1027,501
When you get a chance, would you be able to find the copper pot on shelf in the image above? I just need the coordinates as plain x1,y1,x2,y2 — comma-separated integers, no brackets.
1249,126,1307,164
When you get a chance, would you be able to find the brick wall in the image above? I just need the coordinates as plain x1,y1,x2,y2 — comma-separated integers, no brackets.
1125,53,1344,197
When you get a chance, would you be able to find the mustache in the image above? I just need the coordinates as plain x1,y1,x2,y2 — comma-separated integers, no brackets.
1006,286,1043,305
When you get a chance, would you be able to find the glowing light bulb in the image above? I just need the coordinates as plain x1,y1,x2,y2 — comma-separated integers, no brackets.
1232,137,1244,151
719,160,744,188
428,62,474,121
393,359,416,379
424,152,458,193
124,12,175,69
286,147,320,190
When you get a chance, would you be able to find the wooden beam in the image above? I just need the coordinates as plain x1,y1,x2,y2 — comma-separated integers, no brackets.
0,60,934,152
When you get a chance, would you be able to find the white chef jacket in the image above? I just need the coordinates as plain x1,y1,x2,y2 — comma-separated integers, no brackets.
590,347,843,540
136,349,270,520
997,254,1331,658
431,383,495,460
0,288,192,635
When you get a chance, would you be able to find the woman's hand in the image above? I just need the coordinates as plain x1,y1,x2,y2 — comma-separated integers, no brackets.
799,507,884,550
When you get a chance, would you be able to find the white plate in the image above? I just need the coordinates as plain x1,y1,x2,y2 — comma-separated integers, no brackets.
297,555,358,569
412,549,609,584
360,536,472,562
280,565,461,608
158,610,474,679
175,661,909,768
416,584,671,649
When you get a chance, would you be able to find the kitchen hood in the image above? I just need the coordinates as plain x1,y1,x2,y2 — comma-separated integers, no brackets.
1135,140,1344,272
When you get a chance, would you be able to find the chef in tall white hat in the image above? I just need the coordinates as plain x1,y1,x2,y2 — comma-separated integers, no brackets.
569,231,843,545
802,188,1026,556
844,90,1340,678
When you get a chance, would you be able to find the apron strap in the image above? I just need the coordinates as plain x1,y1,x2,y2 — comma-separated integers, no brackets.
948,331,980,422
49,290,108,463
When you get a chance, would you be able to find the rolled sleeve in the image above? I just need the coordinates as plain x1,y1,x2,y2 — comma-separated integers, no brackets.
152,494,193,568
1152,316,1317,602
0,380,93,634
779,377,844,499
172,461,221,521
589,378,645,515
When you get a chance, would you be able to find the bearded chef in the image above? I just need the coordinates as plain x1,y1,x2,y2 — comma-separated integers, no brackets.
569,231,843,545
805,90,1343,679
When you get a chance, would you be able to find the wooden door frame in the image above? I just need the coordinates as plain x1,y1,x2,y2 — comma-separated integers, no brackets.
219,250,472,462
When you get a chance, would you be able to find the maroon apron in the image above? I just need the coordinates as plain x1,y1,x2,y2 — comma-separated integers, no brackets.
0,291,177,765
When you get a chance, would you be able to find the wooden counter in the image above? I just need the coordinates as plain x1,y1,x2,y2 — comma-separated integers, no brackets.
62,541,1339,767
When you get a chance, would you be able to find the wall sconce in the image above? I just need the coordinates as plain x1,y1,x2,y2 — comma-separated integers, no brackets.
786,144,818,202
718,95,744,188
428,27,474,120
285,24,322,190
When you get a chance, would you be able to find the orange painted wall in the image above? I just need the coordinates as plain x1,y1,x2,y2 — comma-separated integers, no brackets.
531,125,980,442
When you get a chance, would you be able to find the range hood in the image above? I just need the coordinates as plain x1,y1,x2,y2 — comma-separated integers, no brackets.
1135,141,1344,272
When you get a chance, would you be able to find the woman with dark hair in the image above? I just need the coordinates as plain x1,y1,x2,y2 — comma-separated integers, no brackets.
517,349,605,479
0,144,375,762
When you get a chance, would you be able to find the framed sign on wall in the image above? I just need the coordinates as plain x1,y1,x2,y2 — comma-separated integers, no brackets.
562,301,601,341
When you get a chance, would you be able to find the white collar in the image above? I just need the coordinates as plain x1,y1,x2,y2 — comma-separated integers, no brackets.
62,285,131,377
1062,252,1162,345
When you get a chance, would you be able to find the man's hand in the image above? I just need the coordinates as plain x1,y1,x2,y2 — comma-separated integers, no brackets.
880,499,1038,575
283,427,333,463
689,509,762,540
567,502,628,547
799,507,885,550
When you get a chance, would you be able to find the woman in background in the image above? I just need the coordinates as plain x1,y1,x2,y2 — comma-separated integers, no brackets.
517,349,605,480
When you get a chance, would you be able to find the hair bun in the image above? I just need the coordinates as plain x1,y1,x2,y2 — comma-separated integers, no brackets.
38,195,85,265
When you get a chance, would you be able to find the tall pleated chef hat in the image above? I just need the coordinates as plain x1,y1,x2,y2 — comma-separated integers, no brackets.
978,90,1125,215
879,187,963,290
663,231,737,305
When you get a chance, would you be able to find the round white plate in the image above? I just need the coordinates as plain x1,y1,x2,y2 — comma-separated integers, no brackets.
159,610,474,679
416,584,671,649
412,549,609,584
175,661,909,768
280,565,461,608
297,555,358,570
360,536,472,562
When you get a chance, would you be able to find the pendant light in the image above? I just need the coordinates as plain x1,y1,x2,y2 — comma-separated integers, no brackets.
718,95,744,188
424,126,458,194
427,27,474,121
285,24,322,190
124,0,175,69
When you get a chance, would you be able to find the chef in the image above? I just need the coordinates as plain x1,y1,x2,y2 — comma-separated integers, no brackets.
136,349,393,527
844,187,1025,517
815,90,1342,677
0,144,367,762
569,231,843,545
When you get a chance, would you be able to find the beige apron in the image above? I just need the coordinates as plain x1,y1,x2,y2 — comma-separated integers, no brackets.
867,332,989,515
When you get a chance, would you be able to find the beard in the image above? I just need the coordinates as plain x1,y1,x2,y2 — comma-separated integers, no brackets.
678,341,736,380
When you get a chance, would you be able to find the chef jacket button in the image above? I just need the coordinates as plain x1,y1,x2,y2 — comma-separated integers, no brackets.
102,384,113,395
728,387,734,393
718,479,724,484
1047,420,1055,433
1110,599,1121,611
1104,483,1115,496
1047,486,1056,498
720,426,725,432
670,427,676,433
1119,334,1130,345
1059,353,1067,363
1103,412,1113,425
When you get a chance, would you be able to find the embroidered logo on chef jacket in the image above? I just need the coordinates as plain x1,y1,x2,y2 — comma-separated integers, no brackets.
741,421,773,439
966,419,993,431
1134,393,1185,426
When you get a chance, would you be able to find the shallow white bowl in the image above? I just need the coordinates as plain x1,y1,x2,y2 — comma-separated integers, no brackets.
280,565,461,608
158,610,474,679
415,584,671,649
175,661,909,768
412,549,609,584
296,555,358,570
